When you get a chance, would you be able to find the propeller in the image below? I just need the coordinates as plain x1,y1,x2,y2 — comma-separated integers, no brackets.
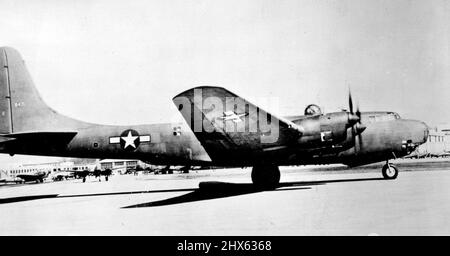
347,89,366,150
347,90,360,125
349,90,354,114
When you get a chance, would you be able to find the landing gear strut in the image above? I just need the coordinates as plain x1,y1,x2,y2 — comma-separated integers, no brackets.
251,165,280,189
382,161,398,179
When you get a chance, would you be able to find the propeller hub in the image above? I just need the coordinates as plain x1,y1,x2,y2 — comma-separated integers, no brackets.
348,113,360,125
348,89,365,149
355,123,366,134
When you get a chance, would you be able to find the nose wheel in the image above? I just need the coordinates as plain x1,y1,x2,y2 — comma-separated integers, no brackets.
382,163,398,179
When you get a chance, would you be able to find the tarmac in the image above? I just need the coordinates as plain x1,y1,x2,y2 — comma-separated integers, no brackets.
1,158,450,235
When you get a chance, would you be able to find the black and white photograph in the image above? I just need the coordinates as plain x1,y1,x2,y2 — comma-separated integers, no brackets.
0,0,449,239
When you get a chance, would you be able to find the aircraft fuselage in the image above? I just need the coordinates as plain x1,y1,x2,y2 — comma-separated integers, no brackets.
1,112,428,167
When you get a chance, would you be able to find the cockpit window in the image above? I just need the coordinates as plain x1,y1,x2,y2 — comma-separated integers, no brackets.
366,112,400,123
387,112,401,119
388,112,400,120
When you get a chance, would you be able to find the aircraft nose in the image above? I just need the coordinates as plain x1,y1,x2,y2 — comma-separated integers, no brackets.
418,121,430,143
399,120,428,154
414,120,429,144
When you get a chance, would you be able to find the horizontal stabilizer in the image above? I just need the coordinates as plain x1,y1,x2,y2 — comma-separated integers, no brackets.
0,136,16,143
3,131,77,140
0,131,78,151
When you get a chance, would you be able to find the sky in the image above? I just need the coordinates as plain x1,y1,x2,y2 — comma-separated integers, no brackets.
0,0,449,165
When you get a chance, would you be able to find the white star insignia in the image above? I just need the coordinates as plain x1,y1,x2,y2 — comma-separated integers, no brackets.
121,130,138,149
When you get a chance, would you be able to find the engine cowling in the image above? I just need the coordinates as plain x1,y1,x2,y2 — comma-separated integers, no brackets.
294,112,360,149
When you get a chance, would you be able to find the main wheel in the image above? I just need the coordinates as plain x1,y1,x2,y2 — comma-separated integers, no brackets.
382,163,398,179
251,165,280,190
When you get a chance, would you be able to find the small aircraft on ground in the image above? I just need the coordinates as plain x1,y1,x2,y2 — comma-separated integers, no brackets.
16,171,49,183
52,168,112,182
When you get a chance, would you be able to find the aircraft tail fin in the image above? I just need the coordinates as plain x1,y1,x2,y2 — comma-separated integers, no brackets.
172,86,302,163
0,47,89,133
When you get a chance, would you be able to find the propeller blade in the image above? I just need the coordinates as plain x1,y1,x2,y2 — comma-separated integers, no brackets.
346,88,365,150
358,131,363,150
355,123,366,133
347,89,361,125
356,105,364,149
348,90,354,114
356,104,361,124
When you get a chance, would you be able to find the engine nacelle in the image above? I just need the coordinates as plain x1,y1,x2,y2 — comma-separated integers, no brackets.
294,112,354,148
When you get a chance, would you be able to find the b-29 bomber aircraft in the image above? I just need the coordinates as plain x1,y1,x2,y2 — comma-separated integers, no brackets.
0,47,428,188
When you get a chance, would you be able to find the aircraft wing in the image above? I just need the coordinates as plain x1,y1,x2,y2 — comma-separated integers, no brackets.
173,86,303,163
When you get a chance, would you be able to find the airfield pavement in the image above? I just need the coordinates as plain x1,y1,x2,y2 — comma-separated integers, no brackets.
1,158,450,236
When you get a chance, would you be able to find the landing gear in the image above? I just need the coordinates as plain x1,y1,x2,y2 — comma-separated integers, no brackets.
251,165,280,190
382,162,398,179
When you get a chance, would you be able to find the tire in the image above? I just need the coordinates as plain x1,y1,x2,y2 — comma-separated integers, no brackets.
251,165,280,190
382,164,398,179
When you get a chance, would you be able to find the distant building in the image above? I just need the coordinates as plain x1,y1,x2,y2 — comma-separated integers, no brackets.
410,126,450,158
98,159,151,174
0,170,7,180
440,127,450,151
0,158,154,180
1,161,95,179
